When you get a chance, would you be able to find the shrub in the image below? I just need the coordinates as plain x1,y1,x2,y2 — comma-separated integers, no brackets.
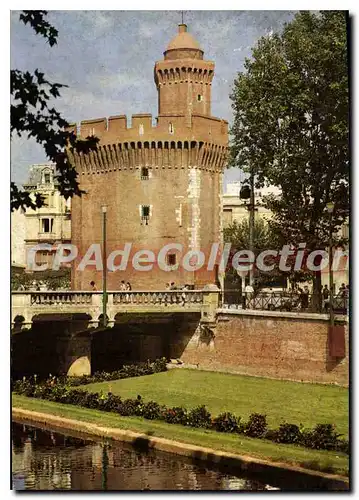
82,392,101,409
301,424,342,451
212,412,240,433
275,423,302,444
65,389,88,406
162,406,188,425
336,439,349,455
244,413,267,438
151,357,168,373
142,401,164,420
100,393,122,412
118,398,142,417
187,405,212,429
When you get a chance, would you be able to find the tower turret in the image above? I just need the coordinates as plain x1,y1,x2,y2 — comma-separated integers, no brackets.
154,24,214,120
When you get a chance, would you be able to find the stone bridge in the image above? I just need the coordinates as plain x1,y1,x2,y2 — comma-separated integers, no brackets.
11,289,220,331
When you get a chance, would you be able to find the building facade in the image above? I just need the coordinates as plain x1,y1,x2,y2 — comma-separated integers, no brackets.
222,182,349,292
69,24,228,290
222,181,280,227
11,163,71,271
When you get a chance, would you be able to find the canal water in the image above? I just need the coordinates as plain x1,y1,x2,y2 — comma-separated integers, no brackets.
12,421,279,491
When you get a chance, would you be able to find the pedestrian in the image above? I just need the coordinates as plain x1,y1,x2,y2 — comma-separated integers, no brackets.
339,283,346,297
125,281,132,302
322,284,330,312
90,281,97,291
120,280,126,291
244,282,254,308
181,284,189,306
300,286,309,310
170,282,176,290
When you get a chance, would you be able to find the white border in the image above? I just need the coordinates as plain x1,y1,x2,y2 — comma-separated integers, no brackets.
4,4,357,498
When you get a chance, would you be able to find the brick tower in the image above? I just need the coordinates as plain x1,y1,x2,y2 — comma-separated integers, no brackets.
69,23,228,290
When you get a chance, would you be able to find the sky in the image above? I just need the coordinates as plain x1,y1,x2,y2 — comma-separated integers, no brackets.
10,10,296,188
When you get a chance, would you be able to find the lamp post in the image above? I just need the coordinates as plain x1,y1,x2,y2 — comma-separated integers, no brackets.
326,201,334,329
239,173,255,288
248,166,255,286
102,205,107,328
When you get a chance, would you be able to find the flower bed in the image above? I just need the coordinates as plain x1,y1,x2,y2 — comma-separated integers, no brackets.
12,373,349,456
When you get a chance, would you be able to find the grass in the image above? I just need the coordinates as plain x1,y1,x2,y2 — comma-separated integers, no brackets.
12,394,349,477
84,369,349,438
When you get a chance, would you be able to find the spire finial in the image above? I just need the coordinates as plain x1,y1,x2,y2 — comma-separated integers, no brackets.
181,10,184,24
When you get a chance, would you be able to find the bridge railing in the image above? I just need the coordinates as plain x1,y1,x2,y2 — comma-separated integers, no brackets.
112,290,204,306
12,290,210,308
12,291,100,307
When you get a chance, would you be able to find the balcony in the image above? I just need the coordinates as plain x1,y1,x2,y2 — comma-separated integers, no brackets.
37,232,56,241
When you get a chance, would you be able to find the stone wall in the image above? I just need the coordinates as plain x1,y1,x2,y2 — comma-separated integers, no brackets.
173,310,349,386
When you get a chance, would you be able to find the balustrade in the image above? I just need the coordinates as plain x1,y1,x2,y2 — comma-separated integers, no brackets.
29,292,93,306
112,290,204,307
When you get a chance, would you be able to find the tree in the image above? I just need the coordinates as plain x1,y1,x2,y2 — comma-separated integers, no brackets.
223,217,278,255
223,217,308,289
230,11,349,295
11,11,99,211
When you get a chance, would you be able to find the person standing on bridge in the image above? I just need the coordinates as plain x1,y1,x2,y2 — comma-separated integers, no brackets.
90,281,97,291
125,282,132,303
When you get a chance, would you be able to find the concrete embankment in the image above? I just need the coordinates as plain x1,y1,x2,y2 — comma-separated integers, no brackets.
12,407,349,491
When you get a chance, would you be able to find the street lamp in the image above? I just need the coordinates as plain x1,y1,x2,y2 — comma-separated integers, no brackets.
326,201,334,329
239,176,255,287
102,205,107,328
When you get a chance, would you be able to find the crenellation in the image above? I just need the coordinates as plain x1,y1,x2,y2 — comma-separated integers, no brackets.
80,117,107,138
69,112,227,147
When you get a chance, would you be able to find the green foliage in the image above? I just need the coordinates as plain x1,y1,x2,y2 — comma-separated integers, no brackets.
223,218,279,254
212,412,241,433
244,413,268,438
187,405,212,429
11,11,99,211
151,357,168,373
230,11,349,251
275,423,302,444
162,406,188,425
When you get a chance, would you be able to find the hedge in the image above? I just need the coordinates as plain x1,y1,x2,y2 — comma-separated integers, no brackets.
12,372,349,455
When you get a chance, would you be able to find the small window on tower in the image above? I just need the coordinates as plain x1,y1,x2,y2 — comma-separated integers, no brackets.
169,122,174,134
166,253,176,266
139,124,144,135
197,95,203,102
141,205,150,225
141,167,149,180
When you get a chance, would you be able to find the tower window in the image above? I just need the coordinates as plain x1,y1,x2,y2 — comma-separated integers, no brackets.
169,122,174,134
141,167,149,180
166,253,176,266
141,205,150,225
139,124,144,135
197,95,203,102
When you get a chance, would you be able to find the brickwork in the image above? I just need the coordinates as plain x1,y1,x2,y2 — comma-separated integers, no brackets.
69,23,228,291
172,312,349,386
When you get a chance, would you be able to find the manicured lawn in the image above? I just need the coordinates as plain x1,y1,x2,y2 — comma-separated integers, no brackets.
12,395,349,477
84,369,349,438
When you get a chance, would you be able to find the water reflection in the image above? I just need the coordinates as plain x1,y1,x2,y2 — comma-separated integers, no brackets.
12,421,278,491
